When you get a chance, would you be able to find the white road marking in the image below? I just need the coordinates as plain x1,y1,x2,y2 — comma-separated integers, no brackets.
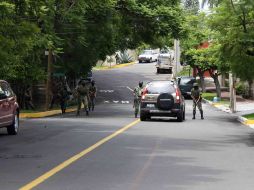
99,90,114,93
103,100,131,104
126,86,133,92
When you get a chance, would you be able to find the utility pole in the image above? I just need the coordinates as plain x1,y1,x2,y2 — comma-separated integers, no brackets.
174,39,180,78
229,72,236,113
45,49,53,110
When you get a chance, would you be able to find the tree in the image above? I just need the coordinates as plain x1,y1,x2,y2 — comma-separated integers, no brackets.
209,0,254,98
1,0,186,108
181,13,210,92
0,1,45,105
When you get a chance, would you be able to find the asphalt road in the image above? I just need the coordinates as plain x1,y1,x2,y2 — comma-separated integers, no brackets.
1,62,254,190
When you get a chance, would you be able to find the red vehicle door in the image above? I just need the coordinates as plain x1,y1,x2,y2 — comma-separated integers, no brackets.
0,82,13,126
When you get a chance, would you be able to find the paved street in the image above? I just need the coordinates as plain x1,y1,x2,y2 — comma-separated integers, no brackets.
1,63,254,190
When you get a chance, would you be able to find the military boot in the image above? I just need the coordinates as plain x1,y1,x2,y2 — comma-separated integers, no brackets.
200,110,204,120
192,110,196,120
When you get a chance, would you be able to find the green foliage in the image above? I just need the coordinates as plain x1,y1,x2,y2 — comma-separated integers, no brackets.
0,0,186,107
0,1,45,84
209,0,254,84
236,82,248,96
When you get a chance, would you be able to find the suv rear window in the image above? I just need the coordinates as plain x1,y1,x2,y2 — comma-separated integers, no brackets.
147,82,175,94
179,78,195,85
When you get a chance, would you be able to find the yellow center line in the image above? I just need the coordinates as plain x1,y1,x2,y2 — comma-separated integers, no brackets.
19,119,140,190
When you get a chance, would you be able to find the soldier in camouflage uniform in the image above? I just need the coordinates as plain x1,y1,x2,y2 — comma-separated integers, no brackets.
76,80,89,116
89,80,97,111
133,81,143,118
191,83,204,120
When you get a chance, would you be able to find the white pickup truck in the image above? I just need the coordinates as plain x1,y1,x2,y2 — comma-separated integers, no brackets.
156,49,174,74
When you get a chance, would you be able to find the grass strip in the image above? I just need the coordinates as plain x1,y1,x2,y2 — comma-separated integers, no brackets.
243,113,254,120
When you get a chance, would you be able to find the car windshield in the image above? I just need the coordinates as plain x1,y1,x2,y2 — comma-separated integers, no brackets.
142,50,153,55
160,49,169,54
179,78,195,85
147,82,175,94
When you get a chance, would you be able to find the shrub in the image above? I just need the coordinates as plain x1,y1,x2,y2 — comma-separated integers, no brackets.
119,51,133,64
236,82,248,96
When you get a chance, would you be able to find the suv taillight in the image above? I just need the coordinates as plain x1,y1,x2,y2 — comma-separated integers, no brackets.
142,88,148,100
176,88,181,103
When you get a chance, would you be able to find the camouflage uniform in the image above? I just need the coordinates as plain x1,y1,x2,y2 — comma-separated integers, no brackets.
191,84,204,119
89,84,97,111
76,82,89,116
59,87,70,114
133,86,143,118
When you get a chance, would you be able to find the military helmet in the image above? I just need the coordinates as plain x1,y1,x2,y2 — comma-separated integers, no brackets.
139,81,143,87
193,83,199,87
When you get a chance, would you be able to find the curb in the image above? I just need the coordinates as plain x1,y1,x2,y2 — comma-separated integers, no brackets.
237,116,254,129
203,98,254,128
20,108,76,119
203,99,231,113
93,61,136,71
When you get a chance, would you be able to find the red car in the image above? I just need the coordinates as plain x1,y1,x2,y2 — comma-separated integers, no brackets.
0,80,19,135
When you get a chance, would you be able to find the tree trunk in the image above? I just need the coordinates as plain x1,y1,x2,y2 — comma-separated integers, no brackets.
248,80,253,99
197,68,206,92
209,70,221,98
214,75,221,98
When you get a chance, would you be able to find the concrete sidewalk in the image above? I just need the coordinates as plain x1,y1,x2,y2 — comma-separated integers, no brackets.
203,91,254,128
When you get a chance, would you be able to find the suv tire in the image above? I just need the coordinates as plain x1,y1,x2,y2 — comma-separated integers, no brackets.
140,112,147,121
177,110,184,122
7,112,19,135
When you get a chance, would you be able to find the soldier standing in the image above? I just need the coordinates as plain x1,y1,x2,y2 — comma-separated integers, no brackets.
59,86,70,114
76,81,89,116
89,80,97,111
191,83,204,120
133,81,143,118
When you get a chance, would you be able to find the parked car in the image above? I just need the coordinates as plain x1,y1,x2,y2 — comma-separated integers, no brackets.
138,50,159,63
140,80,185,122
177,76,196,98
0,80,19,135
156,49,174,74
